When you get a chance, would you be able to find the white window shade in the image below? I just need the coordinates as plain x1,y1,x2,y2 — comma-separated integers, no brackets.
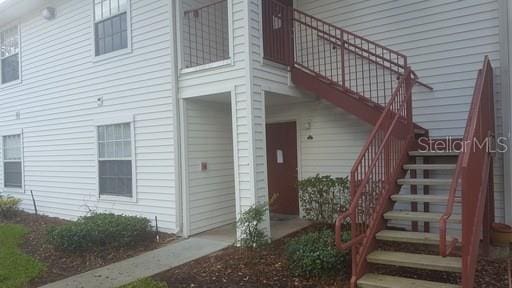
0,25,20,84
3,134,21,160
94,0,127,21
0,26,18,58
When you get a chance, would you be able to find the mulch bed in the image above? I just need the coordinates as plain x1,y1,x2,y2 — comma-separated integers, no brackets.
0,211,175,288
154,225,350,288
155,225,509,288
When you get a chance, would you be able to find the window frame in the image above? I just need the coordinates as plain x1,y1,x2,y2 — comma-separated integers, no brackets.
94,115,137,202
0,129,24,193
0,23,22,87
91,0,132,62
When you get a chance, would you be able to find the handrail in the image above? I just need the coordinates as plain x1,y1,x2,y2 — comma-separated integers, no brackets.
336,67,415,247
336,68,416,285
438,72,482,256
317,34,433,91
439,56,494,287
290,8,407,106
183,0,227,15
263,0,409,107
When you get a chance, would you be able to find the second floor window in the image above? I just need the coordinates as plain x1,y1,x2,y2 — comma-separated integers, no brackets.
94,0,129,56
0,25,20,84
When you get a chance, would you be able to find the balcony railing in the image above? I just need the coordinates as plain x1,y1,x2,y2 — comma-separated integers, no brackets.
182,0,229,69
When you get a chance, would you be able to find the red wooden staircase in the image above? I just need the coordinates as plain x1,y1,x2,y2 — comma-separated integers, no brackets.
262,1,496,287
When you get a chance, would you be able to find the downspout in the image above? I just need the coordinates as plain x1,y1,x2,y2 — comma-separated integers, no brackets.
169,0,184,235
499,0,512,225
507,0,512,225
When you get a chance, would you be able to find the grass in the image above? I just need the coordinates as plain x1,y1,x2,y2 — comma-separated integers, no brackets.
119,278,168,288
0,224,44,288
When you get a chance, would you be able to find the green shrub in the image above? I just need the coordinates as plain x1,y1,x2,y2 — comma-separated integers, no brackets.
237,204,269,248
286,229,349,277
47,213,152,253
0,195,22,219
297,174,349,224
119,278,168,288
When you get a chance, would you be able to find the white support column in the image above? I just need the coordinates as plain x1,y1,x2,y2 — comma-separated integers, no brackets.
231,0,271,240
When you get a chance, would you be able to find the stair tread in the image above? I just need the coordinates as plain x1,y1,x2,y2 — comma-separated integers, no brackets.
403,164,457,170
409,151,459,156
358,273,460,288
397,178,451,185
376,230,456,245
367,251,462,272
384,211,461,224
391,194,457,203
414,128,428,135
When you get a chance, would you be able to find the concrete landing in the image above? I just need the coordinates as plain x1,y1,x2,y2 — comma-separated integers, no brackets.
40,238,229,288
193,216,311,244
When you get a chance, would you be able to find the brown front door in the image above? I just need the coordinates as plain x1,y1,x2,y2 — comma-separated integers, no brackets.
266,122,299,215
262,0,293,65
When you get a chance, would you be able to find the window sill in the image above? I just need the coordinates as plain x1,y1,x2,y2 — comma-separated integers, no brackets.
92,48,133,64
180,59,233,75
0,79,22,90
2,187,24,195
98,194,137,203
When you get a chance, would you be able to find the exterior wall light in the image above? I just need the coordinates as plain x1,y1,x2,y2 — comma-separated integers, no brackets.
41,7,56,20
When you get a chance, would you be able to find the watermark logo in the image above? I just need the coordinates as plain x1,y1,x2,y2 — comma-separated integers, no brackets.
418,136,508,153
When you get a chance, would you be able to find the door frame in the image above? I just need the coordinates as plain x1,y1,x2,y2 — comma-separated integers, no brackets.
265,119,303,217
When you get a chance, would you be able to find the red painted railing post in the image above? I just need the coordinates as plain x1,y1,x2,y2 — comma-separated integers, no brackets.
340,31,345,89
440,57,494,288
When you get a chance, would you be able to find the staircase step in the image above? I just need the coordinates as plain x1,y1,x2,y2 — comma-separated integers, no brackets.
367,251,462,272
414,128,428,135
397,178,451,186
384,211,461,224
391,194,456,204
376,230,456,245
409,151,459,157
358,273,460,288
403,164,456,170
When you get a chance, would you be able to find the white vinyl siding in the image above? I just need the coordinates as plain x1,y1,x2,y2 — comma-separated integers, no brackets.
185,98,236,235
97,122,133,198
2,134,23,189
266,100,372,180
0,25,20,84
0,0,177,232
296,0,505,224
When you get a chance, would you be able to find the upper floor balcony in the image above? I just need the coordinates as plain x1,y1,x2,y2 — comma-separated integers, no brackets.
180,0,230,71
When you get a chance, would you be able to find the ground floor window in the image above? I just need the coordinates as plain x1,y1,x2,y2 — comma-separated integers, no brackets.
97,122,133,197
2,134,23,188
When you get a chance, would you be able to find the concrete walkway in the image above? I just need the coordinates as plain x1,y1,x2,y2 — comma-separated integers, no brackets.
40,238,230,288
